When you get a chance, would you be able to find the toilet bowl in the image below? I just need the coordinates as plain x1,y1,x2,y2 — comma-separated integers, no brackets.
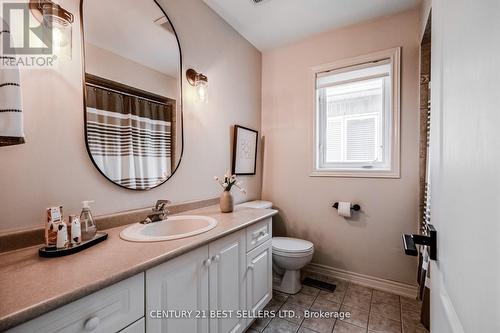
272,237,314,294
237,200,315,294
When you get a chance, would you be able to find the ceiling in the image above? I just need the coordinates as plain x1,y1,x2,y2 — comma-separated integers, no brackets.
83,0,179,78
202,0,421,50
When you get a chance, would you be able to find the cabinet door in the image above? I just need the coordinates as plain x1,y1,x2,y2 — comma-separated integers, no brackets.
119,318,144,333
246,240,272,316
146,246,209,333
209,230,246,333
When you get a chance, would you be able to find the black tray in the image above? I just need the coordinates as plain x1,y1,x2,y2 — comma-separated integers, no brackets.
39,232,108,258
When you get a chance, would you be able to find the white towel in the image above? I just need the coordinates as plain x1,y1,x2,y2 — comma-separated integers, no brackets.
0,19,25,146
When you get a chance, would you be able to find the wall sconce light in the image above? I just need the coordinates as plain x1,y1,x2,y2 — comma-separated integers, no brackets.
29,0,74,58
186,68,208,103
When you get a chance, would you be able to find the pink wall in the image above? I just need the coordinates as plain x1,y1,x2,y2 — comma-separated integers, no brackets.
0,0,262,233
262,9,420,284
85,43,179,100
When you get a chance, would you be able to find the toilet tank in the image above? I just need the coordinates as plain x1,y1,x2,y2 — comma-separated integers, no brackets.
237,200,273,209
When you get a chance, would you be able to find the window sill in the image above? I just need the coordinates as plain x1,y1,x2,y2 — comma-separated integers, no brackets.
310,169,400,179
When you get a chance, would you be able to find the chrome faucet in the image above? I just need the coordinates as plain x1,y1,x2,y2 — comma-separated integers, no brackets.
140,200,171,224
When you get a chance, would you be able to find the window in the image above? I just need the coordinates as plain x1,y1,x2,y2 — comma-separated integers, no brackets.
312,48,400,177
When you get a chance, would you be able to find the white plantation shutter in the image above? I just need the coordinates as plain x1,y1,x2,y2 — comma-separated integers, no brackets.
345,116,376,161
326,118,342,162
320,78,383,166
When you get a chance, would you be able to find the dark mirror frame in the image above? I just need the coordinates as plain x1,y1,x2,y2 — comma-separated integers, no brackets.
79,0,184,191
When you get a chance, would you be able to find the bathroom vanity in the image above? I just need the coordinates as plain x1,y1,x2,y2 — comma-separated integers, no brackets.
0,206,276,333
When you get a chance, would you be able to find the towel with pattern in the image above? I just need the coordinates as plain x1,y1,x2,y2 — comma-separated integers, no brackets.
0,19,25,146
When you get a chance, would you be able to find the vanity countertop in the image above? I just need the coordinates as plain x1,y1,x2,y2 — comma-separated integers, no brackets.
0,205,277,331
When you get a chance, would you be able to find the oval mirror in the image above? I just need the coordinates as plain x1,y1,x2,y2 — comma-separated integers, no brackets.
81,0,182,190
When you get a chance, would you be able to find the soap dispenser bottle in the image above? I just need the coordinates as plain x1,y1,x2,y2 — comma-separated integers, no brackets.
80,200,97,241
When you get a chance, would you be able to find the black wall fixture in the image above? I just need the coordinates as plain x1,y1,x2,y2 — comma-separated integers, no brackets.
402,224,437,260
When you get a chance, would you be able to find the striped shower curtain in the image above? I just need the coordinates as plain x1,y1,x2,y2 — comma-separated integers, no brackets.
85,85,173,189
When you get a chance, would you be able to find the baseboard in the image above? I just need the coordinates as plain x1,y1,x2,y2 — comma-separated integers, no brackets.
304,263,418,298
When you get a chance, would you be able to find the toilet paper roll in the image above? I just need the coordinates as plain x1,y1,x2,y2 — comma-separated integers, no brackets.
337,202,352,218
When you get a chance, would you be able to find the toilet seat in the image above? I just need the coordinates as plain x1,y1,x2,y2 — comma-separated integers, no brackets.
272,237,314,257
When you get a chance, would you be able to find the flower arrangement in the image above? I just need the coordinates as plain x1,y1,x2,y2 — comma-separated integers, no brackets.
214,171,246,194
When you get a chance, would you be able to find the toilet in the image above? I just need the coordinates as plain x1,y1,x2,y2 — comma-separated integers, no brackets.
272,237,314,294
237,200,315,294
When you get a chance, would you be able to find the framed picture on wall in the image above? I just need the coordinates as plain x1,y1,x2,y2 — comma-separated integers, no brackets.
232,125,258,175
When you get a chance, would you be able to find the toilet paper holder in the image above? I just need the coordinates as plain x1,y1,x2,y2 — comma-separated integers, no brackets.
332,202,361,211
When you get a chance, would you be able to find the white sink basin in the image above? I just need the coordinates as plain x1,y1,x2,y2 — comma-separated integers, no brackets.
120,215,218,242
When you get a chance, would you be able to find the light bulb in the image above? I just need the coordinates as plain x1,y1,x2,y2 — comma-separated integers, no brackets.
52,27,68,47
186,69,208,104
195,80,208,103
39,2,73,57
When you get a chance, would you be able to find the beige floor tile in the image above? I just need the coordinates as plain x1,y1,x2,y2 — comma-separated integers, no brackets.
263,317,300,333
267,297,287,312
334,321,368,333
401,308,422,327
347,284,373,297
251,316,273,332
301,316,336,333
297,326,318,333
370,302,401,322
400,297,421,314
298,285,321,297
311,297,341,312
342,290,372,311
340,305,369,329
280,300,307,325
402,322,429,333
368,314,402,333
317,289,346,304
372,290,400,307
246,329,261,333
288,293,316,308
274,290,290,304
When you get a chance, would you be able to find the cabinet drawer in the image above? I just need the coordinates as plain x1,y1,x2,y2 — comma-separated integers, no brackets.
8,273,144,333
246,218,272,252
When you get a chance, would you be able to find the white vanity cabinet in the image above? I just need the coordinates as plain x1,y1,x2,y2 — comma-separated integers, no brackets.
145,230,248,333
146,246,210,333
246,240,273,316
120,318,145,333
6,273,145,333
6,217,273,333
145,219,272,333
209,230,247,333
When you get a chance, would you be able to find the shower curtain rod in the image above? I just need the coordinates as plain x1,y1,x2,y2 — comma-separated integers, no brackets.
85,82,170,107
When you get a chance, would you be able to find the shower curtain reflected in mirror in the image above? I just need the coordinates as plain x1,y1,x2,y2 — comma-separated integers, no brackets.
85,84,174,190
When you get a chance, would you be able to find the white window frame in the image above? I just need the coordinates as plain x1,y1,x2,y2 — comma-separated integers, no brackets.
311,47,401,178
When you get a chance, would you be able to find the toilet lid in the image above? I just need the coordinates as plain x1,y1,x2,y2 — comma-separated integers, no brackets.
272,237,314,254
238,200,273,209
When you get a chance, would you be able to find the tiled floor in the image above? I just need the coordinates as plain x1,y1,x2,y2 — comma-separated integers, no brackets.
246,274,429,333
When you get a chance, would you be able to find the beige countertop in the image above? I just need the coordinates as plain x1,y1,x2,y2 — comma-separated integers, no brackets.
0,205,277,331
